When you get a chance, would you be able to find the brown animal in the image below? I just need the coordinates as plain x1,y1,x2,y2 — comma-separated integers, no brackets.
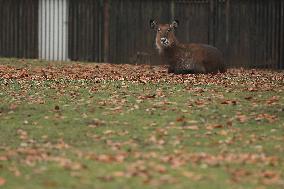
150,20,226,74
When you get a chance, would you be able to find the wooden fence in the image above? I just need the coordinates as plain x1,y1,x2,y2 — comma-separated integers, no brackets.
0,0,283,69
0,0,38,58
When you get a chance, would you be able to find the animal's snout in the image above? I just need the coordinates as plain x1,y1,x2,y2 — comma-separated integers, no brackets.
161,37,169,46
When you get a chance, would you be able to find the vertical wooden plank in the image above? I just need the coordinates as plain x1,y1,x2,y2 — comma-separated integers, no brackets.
270,0,274,68
86,0,90,61
77,0,80,60
90,0,95,61
3,0,6,56
27,0,34,58
117,0,122,63
20,0,24,57
41,0,44,59
26,0,30,58
5,0,9,57
73,0,77,60
63,0,67,61
170,0,175,20
20,0,23,57
13,0,17,57
225,0,230,67
278,0,281,69
280,0,284,69
81,0,85,60
274,0,279,69
35,0,39,58
7,0,11,57
31,1,39,58
209,0,214,45
253,0,258,68
249,0,254,67
25,0,29,58
273,0,276,68
87,0,91,61
30,0,34,58
97,0,102,62
11,0,16,57
128,0,132,63
259,0,265,67
26,0,31,58
68,0,72,60
24,0,27,58
229,0,235,66
271,0,276,68
98,0,102,62
275,0,281,69
96,0,100,62
235,0,241,67
239,0,244,67
7,0,12,57
0,0,2,56
267,0,271,68
92,0,96,61
104,0,110,62
0,0,3,56
31,0,36,58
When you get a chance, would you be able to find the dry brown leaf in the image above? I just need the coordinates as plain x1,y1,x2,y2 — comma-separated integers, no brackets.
206,124,223,130
183,125,199,130
0,177,6,186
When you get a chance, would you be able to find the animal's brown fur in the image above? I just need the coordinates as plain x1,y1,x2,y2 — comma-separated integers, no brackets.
150,20,226,74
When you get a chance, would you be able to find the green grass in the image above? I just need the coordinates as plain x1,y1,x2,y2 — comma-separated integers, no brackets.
0,59,283,189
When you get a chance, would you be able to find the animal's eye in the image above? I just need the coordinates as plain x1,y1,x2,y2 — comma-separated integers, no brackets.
157,28,161,32
167,28,171,32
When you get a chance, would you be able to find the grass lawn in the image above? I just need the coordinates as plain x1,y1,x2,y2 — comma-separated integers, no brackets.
0,58,283,189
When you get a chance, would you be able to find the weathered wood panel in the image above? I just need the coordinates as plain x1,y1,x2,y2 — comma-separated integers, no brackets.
108,0,172,64
280,0,284,69
0,0,38,58
174,0,210,44
68,0,102,61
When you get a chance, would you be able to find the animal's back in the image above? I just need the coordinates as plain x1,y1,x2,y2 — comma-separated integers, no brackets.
186,43,226,73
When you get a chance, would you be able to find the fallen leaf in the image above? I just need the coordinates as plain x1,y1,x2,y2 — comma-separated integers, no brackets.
206,124,223,130
0,177,6,186
183,125,199,130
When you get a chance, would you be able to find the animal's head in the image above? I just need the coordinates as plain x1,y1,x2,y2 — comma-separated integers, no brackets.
150,20,179,51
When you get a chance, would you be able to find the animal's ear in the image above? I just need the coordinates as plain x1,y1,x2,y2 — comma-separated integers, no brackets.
150,20,158,30
171,20,179,29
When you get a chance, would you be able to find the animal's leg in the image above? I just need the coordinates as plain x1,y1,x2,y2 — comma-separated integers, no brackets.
168,65,175,73
219,64,227,73
173,68,196,74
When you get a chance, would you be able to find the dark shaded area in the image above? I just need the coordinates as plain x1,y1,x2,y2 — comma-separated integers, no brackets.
68,0,103,62
0,0,38,59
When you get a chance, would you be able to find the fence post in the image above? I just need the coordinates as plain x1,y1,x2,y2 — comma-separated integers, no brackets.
103,0,110,63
